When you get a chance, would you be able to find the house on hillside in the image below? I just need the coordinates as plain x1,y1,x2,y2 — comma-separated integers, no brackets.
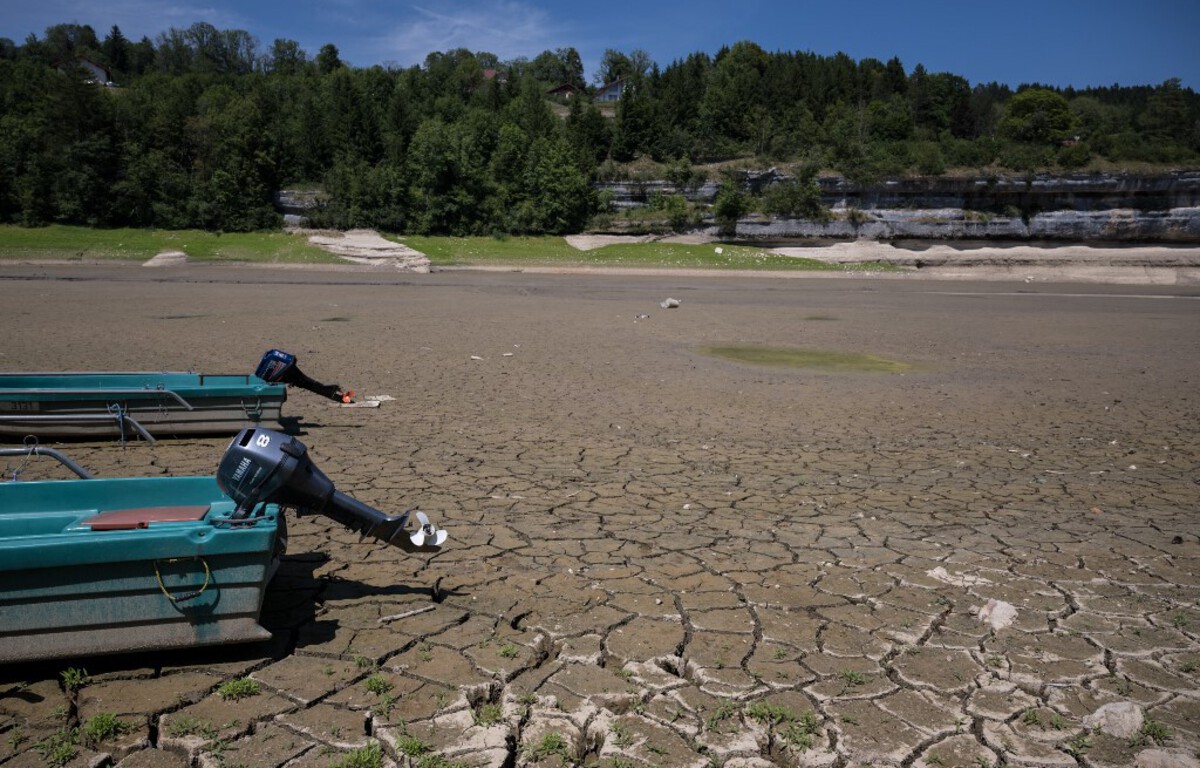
593,78,628,103
546,83,580,99
56,57,114,86
482,68,508,83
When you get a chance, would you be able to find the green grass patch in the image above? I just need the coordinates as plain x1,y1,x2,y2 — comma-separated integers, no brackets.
396,234,898,272
216,677,260,701
0,224,340,264
701,345,915,373
399,235,581,265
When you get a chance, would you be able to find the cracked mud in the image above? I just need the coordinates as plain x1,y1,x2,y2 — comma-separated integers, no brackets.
1,267,1198,768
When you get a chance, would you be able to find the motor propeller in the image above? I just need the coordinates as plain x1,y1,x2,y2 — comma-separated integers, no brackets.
216,428,447,553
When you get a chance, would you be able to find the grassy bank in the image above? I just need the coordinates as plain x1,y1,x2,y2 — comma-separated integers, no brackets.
0,225,897,272
0,225,340,264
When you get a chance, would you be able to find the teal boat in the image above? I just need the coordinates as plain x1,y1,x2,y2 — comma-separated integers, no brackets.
0,471,282,663
0,371,286,441
0,428,447,664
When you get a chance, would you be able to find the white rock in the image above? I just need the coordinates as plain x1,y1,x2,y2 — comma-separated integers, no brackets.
1136,749,1200,768
978,598,1018,630
660,298,681,309
1084,701,1144,739
927,566,992,587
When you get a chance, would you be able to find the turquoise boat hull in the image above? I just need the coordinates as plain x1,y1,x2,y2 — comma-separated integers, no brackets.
0,372,287,439
0,475,281,663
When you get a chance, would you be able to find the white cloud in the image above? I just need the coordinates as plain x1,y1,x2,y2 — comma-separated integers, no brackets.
7,0,253,43
368,1,562,65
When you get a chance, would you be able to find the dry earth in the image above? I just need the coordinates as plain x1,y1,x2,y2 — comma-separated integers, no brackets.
1,262,1198,768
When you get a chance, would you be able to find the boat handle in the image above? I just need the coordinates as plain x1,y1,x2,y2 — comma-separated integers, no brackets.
241,397,263,421
154,557,212,603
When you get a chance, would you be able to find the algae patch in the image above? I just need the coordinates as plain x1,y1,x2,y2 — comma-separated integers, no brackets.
701,345,914,373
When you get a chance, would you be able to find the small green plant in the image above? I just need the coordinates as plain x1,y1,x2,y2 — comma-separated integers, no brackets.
354,655,374,669
474,703,503,727
499,643,520,659
838,668,869,694
705,701,739,731
1131,717,1172,747
781,711,820,751
371,692,397,719
928,755,946,767
398,734,433,758
166,715,218,739
1050,713,1068,730
60,667,89,691
35,728,79,768
363,674,393,696
525,731,572,763
1172,612,1189,628
745,701,795,726
1180,658,1199,673
416,755,471,768
1065,731,1091,756
1022,708,1044,728
609,722,634,748
330,740,385,768
83,712,137,745
7,727,28,750
217,678,260,701
772,647,788,660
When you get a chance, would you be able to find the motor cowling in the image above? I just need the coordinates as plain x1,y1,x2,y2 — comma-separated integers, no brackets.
216,428,446,553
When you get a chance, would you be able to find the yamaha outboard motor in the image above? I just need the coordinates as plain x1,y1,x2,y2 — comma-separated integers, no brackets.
256,349,355,403
216,427,446,553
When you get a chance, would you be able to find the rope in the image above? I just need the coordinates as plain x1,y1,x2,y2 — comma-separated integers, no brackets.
154,557,211,603
107,402,126,447
9,435,38,481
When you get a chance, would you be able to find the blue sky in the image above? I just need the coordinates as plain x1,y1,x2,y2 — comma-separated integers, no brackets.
4,0,1198,89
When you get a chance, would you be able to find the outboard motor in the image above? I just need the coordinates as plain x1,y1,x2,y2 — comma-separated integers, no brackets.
216,428,446,553
256,349,354,403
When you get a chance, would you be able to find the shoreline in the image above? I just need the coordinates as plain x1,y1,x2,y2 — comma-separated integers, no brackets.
2,235,1199,286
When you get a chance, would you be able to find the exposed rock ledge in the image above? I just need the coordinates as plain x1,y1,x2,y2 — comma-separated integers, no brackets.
301,229,430,272
732,207,1200,242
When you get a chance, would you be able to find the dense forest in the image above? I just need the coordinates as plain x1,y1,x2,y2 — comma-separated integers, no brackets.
1,22,1197,235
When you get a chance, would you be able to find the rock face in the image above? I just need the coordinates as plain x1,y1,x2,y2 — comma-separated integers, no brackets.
594,171,1200,242
274,189,328,227
734,207,1200,242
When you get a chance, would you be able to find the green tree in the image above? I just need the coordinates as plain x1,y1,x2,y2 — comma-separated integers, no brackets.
1141,78,1190,144
713,181,747,236
999,88,1077,144
101,26,130,76
316,43,342,75
269,39,306,76
510,136,594,233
